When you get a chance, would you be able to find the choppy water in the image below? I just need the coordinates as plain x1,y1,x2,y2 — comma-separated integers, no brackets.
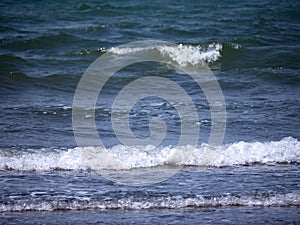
0,0,300,224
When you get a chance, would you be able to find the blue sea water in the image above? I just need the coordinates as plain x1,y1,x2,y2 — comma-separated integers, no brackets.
0,0,300,224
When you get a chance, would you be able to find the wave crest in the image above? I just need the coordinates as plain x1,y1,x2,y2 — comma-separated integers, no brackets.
0,137,299,171
109,43,222,66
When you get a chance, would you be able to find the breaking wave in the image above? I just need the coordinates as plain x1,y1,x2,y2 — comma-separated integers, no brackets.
109,42,223,66
0,137,299,171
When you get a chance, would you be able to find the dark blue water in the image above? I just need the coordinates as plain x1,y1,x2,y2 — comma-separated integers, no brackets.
0,0,300,224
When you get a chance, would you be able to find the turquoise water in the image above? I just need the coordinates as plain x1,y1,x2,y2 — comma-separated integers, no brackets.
0,0,300,224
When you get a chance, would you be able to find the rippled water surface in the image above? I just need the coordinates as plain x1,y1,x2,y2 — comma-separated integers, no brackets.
0,0,299,224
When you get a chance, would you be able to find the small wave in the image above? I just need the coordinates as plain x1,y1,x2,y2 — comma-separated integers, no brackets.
0,137,299,171
0,54,28,73
72,47,107,56
76,3,125,11
77,3,93,11
0,193,299,212
0,72,79,94
109,43,223,66
5,32,83,51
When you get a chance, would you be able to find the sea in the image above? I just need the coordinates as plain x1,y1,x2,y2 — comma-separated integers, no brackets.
0,0,300,224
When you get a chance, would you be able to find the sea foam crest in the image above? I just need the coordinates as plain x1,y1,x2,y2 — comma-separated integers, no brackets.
109,43,222,66
0,193,299,212
0,137,299,171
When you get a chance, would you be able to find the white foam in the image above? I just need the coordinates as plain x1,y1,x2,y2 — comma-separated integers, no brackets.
0,148,87,171
0,137,299,171
0,193,299,212
158,43,222,65
189,136,300,167
109,43,222,66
